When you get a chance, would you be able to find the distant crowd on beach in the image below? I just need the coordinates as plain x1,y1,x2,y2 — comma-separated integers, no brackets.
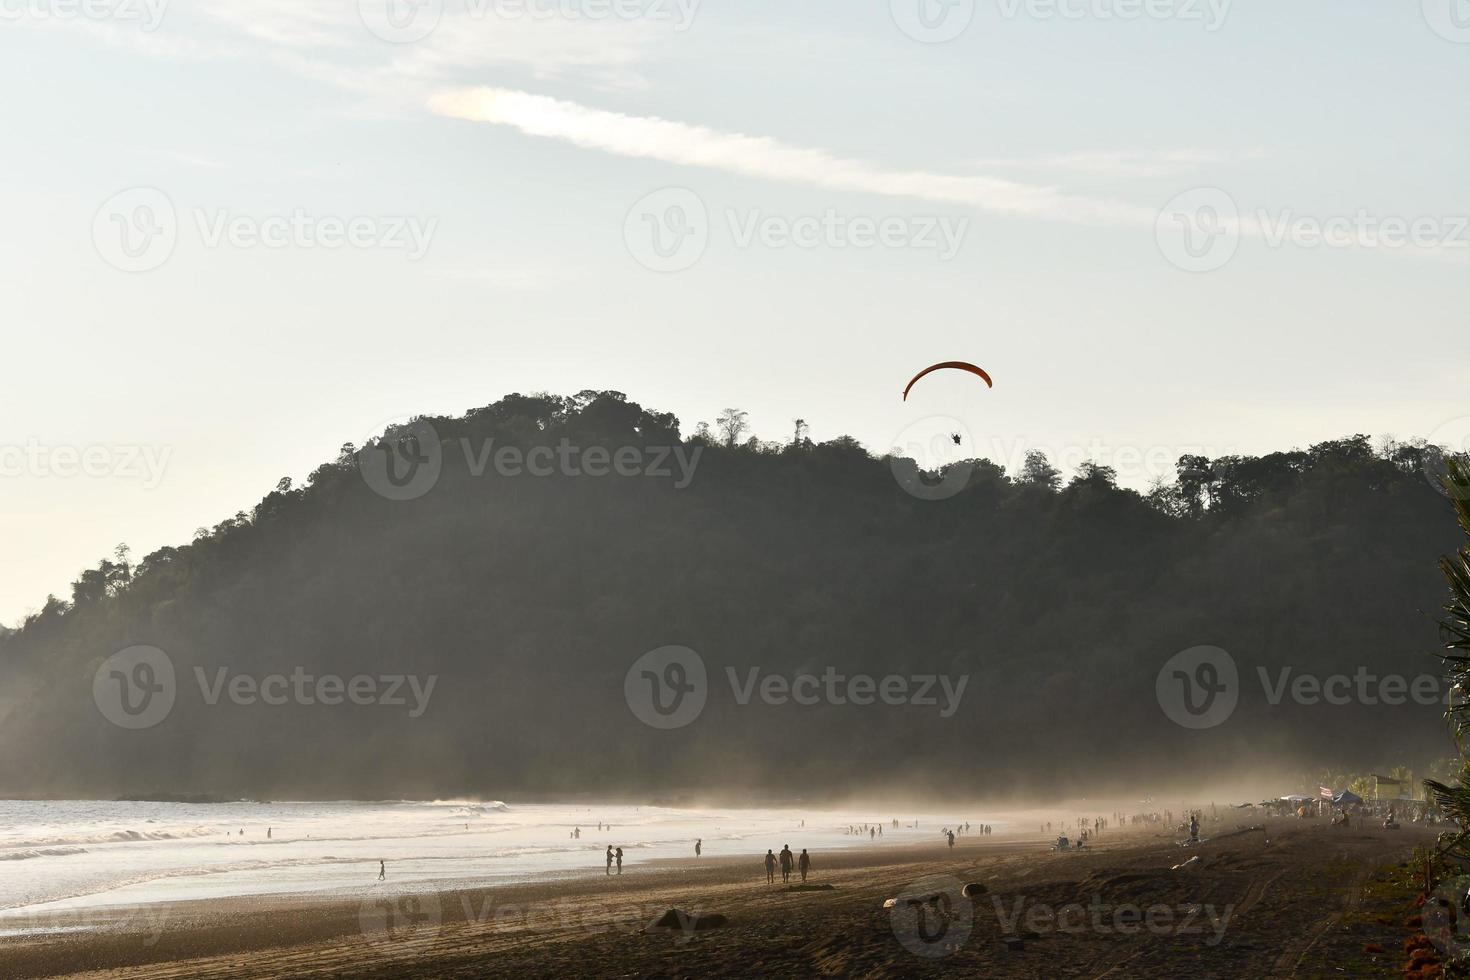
335,812,1010,885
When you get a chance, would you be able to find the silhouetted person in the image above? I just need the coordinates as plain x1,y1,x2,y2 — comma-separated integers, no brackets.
606,846,613,875
779,845,794,883
615,847,623,874
378,860,385,881
798,848,811,882
695,839,702,857
947,830,955,849
764,849,777,884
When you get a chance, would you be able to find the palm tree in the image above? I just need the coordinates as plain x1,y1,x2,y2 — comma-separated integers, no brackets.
1389,766,1415,799
1424,459,1470,854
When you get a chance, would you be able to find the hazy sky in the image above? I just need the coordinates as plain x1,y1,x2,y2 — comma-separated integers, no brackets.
1,0,1467,624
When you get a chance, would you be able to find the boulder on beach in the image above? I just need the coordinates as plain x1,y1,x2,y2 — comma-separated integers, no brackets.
646,908,728,932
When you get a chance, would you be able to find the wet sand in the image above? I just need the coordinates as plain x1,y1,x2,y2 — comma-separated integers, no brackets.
0,819,1437,979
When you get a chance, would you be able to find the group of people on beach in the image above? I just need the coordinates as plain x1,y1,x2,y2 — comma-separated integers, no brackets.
763,845,810,884
940,821,989,845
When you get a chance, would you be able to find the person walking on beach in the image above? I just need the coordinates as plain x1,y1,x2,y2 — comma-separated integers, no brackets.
378,860,385,881
615,847,623,875
606,846,613,875
779,845,794,883
946,830,955,850
764,849,777,884
798,848,811,882
695,839,702,857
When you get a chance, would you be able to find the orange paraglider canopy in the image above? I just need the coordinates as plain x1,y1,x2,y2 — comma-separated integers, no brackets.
902,361,993,401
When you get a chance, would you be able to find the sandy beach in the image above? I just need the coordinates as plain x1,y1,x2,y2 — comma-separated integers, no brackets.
0,817,1438,979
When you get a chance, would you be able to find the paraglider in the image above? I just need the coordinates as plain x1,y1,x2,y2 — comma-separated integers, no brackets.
902,362,992,401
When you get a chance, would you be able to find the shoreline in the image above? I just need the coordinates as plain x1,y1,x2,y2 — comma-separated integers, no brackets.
0,799,1040,920
0,818,1439,979
0,829,973,922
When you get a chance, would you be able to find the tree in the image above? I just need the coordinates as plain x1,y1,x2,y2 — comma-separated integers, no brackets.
1175,454,1213,517
1071,460,1118,488
1424,460,1470,864
792,419,810,446
108,544,132,596
1018,450,1061,491
716,408,750,448
0,393,1459,801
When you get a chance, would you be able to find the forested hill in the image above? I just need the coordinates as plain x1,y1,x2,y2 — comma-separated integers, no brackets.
0,391,1462,802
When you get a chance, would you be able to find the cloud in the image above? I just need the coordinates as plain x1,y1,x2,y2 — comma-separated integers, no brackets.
428,87,1156,226
22,0,669,99
971,149,1263,180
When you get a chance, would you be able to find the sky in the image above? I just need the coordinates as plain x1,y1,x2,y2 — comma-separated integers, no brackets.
0,0,1467,625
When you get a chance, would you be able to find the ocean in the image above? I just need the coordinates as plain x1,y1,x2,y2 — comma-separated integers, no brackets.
0,799,997,932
